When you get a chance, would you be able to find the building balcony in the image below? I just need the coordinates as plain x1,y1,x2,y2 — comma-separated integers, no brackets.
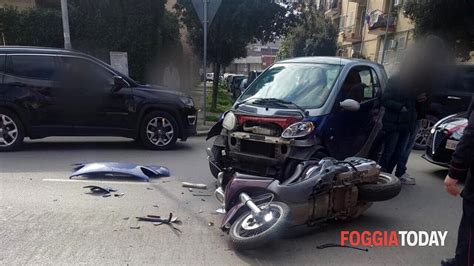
324,0,341,18
367,10,397,35
342,26,362,43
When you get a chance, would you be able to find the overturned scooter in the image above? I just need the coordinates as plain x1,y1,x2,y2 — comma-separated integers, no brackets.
214,157,401,250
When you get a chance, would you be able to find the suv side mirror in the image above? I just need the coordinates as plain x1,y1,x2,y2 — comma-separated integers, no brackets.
112,76,128,92
340,99,360,111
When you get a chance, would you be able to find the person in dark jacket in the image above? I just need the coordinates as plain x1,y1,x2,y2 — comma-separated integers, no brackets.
442,99,474,266
378,76,418,177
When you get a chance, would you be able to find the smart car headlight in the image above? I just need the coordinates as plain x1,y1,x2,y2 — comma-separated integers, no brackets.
281,122,315,139
222,111,237,130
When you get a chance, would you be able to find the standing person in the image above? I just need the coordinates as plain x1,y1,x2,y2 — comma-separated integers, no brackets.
442,99,474,266
394,35,448,185
393,93,429,185
378,76,417,182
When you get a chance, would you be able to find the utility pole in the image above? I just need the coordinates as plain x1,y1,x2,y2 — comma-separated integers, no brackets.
60,0,72,50
202,0,208,126
380,0,394,64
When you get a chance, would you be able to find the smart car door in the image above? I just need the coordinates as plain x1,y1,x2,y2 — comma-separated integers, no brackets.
324,66,380,159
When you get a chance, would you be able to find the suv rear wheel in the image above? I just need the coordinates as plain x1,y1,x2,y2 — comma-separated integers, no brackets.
0,108,24,152
140,111,178,150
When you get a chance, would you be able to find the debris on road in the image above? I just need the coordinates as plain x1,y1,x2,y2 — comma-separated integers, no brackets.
181,182,207,189
193,194,212,197
188,188,193,192
208,222,214,227
215,208,226,214
83,185,117,194
136,213,182,233
83,186,122,198
317,243,369,252
70,162,170,182
129,225,141,230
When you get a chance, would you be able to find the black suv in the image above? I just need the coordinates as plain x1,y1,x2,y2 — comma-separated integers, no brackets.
0,47,197,151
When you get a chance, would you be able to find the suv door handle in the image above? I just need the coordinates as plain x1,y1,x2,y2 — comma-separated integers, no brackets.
447,96,462,100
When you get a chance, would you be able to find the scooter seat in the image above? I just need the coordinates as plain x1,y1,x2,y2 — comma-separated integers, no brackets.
234,172,274,180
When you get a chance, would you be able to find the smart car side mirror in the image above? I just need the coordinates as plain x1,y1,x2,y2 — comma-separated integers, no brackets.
340,99,360,111
112,76,128,92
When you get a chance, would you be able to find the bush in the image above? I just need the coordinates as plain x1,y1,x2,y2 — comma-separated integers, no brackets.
206,84,233,113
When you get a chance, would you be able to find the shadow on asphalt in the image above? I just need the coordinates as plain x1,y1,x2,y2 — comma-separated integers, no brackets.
20,140,194,152
431,169,449,180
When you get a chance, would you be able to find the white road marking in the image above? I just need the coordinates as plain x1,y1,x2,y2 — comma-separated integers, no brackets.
42,178,169,185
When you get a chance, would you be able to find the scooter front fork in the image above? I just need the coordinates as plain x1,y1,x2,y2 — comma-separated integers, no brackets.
239,193,262,215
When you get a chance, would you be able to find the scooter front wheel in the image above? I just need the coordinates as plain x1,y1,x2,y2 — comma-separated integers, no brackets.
229,201,290,250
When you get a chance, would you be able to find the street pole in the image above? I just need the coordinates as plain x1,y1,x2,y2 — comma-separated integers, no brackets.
202,0,208,126
60,0,72,50
380,0,394,64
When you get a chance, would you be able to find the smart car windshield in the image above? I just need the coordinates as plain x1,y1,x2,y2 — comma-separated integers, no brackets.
238,63,341,109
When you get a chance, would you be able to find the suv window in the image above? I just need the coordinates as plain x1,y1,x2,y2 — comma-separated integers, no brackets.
7,55,58,80
0,55,5,73
0,55,5,83
61,56,114,86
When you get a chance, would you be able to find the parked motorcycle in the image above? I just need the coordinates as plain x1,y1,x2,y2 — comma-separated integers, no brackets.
213,157,401,250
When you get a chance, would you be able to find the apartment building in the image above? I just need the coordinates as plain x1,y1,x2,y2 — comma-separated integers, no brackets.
321,0,415,75
0,0,35,9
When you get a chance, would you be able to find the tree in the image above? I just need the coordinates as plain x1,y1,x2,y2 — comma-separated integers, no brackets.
0,7,63,47
277,6,337,59
68,0,182,82
404,0,474,60
0,1,181,82
175,0,294,111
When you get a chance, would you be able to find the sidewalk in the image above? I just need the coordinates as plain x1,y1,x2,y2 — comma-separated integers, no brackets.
190,82,217,136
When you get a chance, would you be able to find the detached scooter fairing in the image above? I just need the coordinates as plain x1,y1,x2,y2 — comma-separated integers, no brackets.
213,157,401,250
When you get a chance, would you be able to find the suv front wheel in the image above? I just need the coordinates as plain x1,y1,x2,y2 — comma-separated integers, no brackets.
140,111,179,150
0,108,24,152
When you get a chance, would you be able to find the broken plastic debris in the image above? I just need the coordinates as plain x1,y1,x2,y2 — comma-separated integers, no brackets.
129,225,141,230
136,213,182,233
83,186,117,193
181,182,207,189
70,162,170,182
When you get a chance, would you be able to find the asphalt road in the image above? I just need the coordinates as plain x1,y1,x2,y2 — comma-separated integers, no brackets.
0,137,463,265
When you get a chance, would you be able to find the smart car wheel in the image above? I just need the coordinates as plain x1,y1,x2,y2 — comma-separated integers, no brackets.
140,111,178,150
0,108,24,152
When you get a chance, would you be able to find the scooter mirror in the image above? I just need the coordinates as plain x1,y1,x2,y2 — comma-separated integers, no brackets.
340,99,361,112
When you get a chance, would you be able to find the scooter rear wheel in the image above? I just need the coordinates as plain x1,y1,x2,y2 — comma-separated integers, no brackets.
229,201,290,250
358,172,401,202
